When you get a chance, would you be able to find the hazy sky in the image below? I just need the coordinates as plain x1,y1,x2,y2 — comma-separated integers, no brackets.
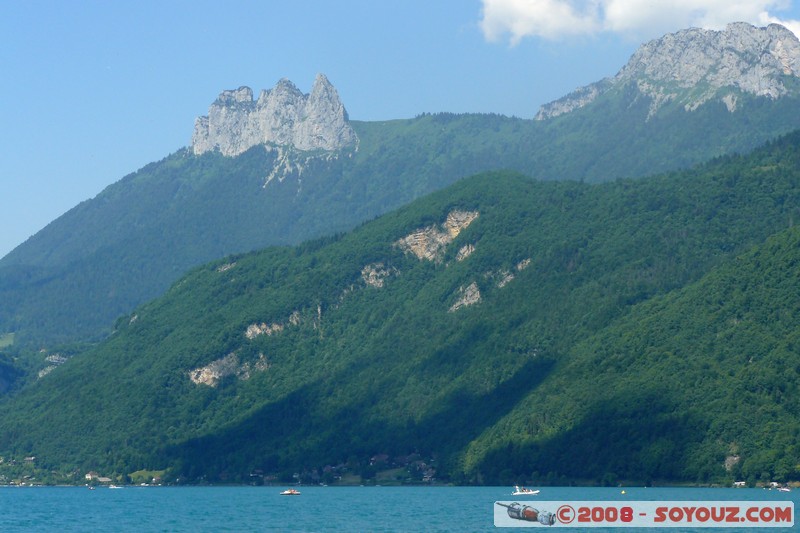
2,0,800,258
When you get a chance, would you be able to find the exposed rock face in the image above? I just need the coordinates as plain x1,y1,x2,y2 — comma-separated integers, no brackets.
188,352,270,387
361,263,396,288
449,282,481,312
245,322,284,340
484,257,531,289
216,262,236,273
456,244,475,262
188,353,240,386
537,80,613,120
536,23,800,120
395,210,480,262
37,353,69,379
192,74,357,156
244,310,302,340
496,270,515,288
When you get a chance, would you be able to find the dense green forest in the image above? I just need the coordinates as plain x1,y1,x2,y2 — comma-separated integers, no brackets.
1,131,800,485
3,88,800,348
471,225,800,485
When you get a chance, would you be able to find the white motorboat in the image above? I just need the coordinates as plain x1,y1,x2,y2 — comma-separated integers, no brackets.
512,485,540,495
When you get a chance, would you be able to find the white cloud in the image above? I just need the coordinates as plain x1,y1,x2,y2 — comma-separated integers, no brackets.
480,0,800,43
761,11,800,37
480,0,601,43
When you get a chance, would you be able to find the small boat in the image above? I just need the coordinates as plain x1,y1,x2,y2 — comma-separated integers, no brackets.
778,487,791,492
512,485,540,495
280,488,301,495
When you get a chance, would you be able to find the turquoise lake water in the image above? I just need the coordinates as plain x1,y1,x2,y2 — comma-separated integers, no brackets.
0,485,795,531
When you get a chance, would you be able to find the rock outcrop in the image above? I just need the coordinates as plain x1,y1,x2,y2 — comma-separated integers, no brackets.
37,353,68,379
456,244,475,262
395,210,480,262
361,263,396,288
449,282,481,312
245,322,284,340
192,74,357,156
536,23,800,120
188,352,270,387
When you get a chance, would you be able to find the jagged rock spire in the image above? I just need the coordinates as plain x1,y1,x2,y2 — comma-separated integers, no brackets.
192,74,357,156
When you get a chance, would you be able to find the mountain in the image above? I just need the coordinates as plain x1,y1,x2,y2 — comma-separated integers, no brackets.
192,73,357,155
536,22,800,120
1,130,799,485
473,222,800,485
3,23,800,353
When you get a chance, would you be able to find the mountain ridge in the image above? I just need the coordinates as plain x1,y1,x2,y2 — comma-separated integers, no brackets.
536,22,800,119
4,23,800,348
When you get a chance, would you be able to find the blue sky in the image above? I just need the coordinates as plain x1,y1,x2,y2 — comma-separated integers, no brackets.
2,0,800,258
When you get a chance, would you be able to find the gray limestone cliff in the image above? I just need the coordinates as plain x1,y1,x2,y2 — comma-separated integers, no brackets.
192,74,357,156
536,22,800,120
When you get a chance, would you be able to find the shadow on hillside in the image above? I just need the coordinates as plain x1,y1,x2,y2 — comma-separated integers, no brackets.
164,382,320,481
474,389,710,485
164,356,555,482
412,357,556,455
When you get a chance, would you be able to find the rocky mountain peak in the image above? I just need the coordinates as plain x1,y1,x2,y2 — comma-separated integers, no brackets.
192,74,357,156
216,86,254,106
536,22,800,120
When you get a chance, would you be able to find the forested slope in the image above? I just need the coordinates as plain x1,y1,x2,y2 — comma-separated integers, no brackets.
3,90,800,347
1,132,799,485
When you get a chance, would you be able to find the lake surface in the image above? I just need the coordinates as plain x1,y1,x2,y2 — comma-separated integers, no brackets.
0,485,795,531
